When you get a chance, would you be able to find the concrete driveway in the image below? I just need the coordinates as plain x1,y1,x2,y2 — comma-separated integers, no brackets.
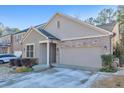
0,67,94,88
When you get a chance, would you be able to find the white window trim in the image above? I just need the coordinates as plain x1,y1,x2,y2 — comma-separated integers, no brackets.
26,43,35,58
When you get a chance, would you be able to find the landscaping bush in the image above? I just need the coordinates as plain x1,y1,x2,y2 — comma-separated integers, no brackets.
113,42,124,66
21,58,32,67
16,66,33,73
15,59,22,66
101,54,113,67
10,59,22,67
113,43,122,58
9,59,16,66
21,58,38,67
30,58,38,66
10,58,38,67
100,67,117,73
100,54,117,72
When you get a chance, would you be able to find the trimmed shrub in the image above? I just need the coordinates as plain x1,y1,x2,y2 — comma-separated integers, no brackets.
15,59,22,66
21,58,38,67
30,58,38,66
10,58,38,67
21,58,32,67
10,59,22,67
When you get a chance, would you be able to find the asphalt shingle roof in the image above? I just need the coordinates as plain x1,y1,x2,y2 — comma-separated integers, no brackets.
13,28,28,34
35,23,47,28
15,23,59,40
36,27,59,40
14,23,47,35
97,21,116,32
34,23,59,40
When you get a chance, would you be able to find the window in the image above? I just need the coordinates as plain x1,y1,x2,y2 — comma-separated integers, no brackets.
57,21,60,28
26,44,34,57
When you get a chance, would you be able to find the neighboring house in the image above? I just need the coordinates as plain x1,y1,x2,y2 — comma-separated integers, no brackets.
21,13,113,69
0,29,27,55
97,22,120,48
0,34,13,54
12,29,27,56
12,24,46,56
0,23,47,56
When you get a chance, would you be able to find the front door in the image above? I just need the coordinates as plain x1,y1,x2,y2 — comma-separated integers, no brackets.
40,43,47,64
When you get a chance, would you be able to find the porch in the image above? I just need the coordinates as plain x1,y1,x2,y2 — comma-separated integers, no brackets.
39,40,57,66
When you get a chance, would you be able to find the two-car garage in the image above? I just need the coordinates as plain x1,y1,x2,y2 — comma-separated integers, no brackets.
59,47,102,68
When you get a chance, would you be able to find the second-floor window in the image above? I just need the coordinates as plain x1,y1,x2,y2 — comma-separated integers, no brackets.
15,34,22,44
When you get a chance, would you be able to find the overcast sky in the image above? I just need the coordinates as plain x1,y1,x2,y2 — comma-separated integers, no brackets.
0,5,117,30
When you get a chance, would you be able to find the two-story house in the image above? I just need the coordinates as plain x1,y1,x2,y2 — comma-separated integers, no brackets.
12,24,46,56
0,24,46,55
12,29,27,56
0,34,13,54
0,29,27,55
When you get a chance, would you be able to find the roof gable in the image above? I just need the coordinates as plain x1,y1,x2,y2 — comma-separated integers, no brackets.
22,27,48,42
22,27,59,42
43,13,113,36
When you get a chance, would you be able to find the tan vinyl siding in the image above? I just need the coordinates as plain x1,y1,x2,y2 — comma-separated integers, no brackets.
22,29,47,64
45,15,107,40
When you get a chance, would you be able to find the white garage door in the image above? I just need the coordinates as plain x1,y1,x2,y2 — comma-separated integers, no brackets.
60,47,102,68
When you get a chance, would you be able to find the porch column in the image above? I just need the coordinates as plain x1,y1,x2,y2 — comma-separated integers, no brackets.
47,42,50,66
